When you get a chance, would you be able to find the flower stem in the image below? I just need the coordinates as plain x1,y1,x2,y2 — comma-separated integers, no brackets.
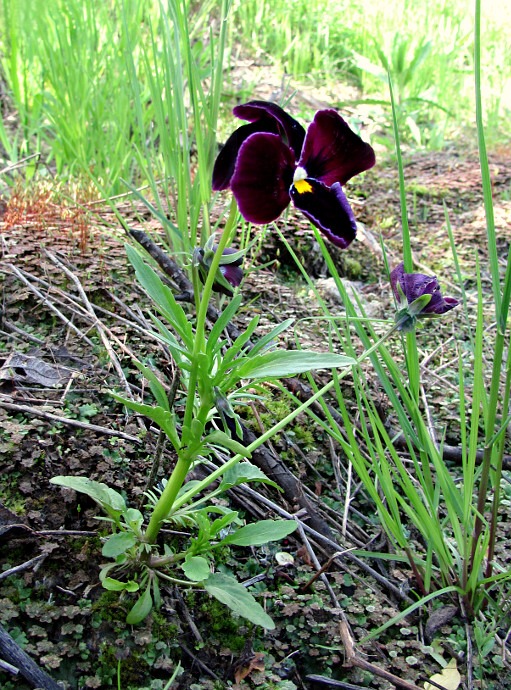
144,454,193,544
145,199,240,544
471,327,506,570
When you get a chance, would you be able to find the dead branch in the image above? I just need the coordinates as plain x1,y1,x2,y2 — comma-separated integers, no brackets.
43,251,140,413
0,555,46,582
0,623,64,690
0,399,141,443
339,619,422,690
4,263,95,346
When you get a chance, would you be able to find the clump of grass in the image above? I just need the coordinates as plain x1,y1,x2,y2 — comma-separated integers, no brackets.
230,0,511,148
0,0,227,212
272,0,511,660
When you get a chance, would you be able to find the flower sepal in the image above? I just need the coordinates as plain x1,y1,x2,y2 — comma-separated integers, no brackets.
408,293,433,317
394,308,417,333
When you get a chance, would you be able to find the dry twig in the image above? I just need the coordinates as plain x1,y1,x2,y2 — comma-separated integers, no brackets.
339,619,422,690
0,399,141,443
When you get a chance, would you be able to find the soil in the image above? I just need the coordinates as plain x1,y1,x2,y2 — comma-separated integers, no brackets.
1,144,511,690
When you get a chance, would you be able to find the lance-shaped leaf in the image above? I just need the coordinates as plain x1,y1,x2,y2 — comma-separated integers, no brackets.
204,430,251,457
248,318,294,357
207,294,243,355
126,581,153,625
204,572,275,629
110,395,180,450
126,244,193,348
132,361,172,412
221,519,296,547
236,350,355,379
50,476,127,514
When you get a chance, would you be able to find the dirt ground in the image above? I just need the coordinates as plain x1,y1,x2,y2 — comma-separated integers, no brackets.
1,145,511,690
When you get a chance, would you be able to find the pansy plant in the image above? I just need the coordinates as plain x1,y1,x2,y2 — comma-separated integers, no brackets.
51,231,356,628
213,100,375,248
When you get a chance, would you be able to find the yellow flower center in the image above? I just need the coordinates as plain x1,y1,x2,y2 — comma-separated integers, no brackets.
293,178,313,195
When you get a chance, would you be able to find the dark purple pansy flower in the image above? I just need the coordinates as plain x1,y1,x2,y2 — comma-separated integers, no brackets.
390,262,459,331
212,100,375,249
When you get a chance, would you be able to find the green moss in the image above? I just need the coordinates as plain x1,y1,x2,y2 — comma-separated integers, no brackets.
193,593,247,652
0,473,26,515
91,590,127,626
342,256,363,280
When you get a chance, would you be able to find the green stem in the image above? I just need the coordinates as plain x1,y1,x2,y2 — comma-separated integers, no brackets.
388,71,420,404
195,198,238,347
144,451,195,544
485,342,511,580
145,199,240,544
182,197,238,438
471,329,505,564
172,323,402,513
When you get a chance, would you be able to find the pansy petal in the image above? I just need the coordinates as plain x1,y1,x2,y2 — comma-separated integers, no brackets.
212,120,279,190
234,100,306,159
290,179,357,248
390,263,405,300
423,292,459,314
220,263,243,288
401,273,439,303
231,133,295,224
298,109,375,186
391,264,434,303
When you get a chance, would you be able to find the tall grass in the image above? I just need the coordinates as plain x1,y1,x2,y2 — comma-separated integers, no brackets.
1,0,508,196
0,0,229,218
231,0,511,147
270,0,511,650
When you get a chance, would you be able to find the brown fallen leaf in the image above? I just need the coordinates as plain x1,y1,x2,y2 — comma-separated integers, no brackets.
424,658,461,690
234,651,265,686
0,351,73,387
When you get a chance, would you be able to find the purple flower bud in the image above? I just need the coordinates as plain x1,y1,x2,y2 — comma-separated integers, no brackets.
390,263,459,331
196,245,244,296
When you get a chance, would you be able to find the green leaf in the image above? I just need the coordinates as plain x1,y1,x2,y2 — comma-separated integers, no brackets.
132,361,171,412
126,581,153,625
249,318,294,357
148,314,192,367
209,510,240,538
182,555,210,582
219,462,280,491
110,396,180,450
236,350,356,379
50,476,126,513
217,315,260,370
152,577,162,610
102,532,138,558
204,572,274,629
125,244,193,347
207,295,243,353
102,577,139,593
221,519,296,547
204,430,250,458
124,508,144,531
